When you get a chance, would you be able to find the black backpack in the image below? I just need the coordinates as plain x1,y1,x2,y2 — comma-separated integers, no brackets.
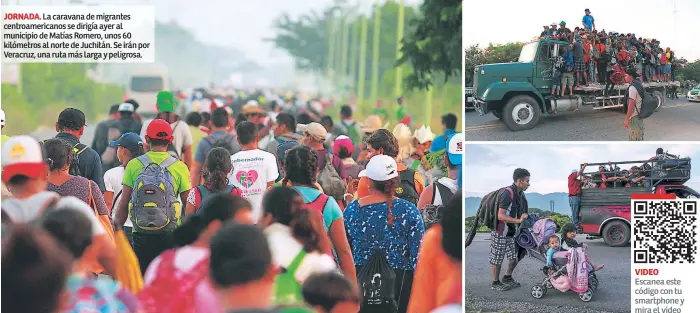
41,140,87,177
625,79,658,119
421,182,456,229
395,169,419,205
357,249,398,313
204,134,235,155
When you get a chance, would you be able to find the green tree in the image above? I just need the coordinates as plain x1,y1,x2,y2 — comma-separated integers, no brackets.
676,59,700,82
464,42,524,86
398,0,461,91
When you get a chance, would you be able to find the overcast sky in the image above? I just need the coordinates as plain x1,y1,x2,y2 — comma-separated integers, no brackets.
463,0,700,61
465,143,700,197
37,0,422,65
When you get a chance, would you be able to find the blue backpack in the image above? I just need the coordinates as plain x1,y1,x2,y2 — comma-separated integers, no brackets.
129,155,179,233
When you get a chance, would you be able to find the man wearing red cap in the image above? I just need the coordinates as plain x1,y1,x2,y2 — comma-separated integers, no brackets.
114,119,192,272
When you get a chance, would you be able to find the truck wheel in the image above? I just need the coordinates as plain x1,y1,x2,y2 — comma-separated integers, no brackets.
652,90,665,112
502,96,542,131
602,220,631,247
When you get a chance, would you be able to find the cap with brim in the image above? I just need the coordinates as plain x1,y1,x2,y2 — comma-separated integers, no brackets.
109,132,143,150
446,133,464,166
276,141,299,163
560,21,566,25
333,135,354,156
145,119,173,141
551,22,557,26
118,102,134,112
299,122,327,142
1,135,47,184
157,91,177,113
585,8,590,12
58,108,87,129
359,155,399,182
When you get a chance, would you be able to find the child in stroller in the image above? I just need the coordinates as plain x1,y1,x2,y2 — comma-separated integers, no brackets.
528,222,601,302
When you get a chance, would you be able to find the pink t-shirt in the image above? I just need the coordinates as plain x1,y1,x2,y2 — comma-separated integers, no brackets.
144,246,221,313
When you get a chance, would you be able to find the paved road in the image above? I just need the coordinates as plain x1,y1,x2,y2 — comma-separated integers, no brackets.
464,98,700,141
465,233,630,313
30,125,98,146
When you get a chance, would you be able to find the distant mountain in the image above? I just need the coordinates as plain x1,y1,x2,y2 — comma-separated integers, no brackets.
465,192,571,217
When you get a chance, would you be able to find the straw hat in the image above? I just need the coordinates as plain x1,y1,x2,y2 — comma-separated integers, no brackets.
413,126,436,144
361,115,389,133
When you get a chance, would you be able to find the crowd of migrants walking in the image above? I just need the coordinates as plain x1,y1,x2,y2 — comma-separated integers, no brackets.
0,88,463,313
540,8,679,98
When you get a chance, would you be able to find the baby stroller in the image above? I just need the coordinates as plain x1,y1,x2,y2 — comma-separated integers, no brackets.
517,218,599,302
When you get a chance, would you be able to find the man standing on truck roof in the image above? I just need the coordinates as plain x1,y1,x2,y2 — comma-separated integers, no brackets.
624,68,644,141
582,9,595,31
490,168,530,292
558,21,572,43
568,164,587,227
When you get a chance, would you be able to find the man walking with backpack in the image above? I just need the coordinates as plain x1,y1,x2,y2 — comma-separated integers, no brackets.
490,168,530,292
264,113,302,155
114,119,192,273
624,68,646,141
190,107,240,187
53,108,106,191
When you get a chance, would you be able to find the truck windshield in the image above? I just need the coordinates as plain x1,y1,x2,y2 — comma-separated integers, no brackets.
518,42,539,63
130,76,164,93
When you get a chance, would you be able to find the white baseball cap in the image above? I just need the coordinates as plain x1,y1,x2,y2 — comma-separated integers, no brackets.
446,133,464,166
118,102,135,112
2,135,47,184
0,109,5,126
359,155,399,181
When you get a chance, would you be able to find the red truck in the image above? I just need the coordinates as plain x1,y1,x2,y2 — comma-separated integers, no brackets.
576,158,697,247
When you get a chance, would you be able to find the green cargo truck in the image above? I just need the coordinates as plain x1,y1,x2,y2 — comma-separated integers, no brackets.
471,39,678,131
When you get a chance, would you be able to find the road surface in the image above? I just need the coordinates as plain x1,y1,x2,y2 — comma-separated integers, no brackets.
465,233,630,313
464,97,700,141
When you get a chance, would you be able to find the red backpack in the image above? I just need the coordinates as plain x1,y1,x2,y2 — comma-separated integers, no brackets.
137,249,209,313
294,188,335,259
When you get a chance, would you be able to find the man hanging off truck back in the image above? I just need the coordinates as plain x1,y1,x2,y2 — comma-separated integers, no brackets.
568,164,587,226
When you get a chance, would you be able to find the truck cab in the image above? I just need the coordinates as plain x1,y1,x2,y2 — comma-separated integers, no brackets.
577,157,696,247
472,39,670,131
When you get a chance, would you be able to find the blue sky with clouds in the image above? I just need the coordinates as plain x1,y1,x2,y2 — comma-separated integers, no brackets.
465,143,700,197
463,0,700,61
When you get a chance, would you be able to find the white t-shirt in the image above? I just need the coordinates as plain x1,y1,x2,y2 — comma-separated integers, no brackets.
103,166,132,227
628,85,643,119
1,191,105,235
228,149,279,222
140,119,194,158
264,223,336,283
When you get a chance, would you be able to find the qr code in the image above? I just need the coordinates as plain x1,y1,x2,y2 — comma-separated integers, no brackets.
633,200,698,264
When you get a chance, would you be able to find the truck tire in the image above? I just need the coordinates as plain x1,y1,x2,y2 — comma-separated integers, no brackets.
652,90,665,112
492,110,502,120
602,220,631,247
502,95,542,131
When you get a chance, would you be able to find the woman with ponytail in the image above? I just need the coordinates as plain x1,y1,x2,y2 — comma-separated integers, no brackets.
282,145,356,284
260,186,336,302
140,193,253,313
185,147,242,216
343,155,425,313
